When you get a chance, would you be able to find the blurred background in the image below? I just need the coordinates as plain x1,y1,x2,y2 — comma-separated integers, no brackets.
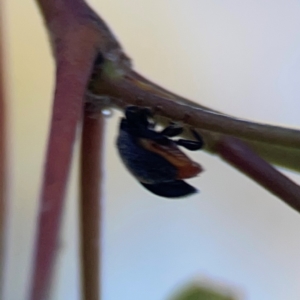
2,0,300,299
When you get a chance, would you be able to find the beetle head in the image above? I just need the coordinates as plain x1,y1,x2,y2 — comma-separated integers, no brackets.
121,106,152,131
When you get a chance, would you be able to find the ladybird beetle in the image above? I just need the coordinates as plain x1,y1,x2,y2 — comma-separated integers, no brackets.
116,106,204,198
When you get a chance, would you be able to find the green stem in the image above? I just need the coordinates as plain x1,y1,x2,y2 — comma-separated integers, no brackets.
89,74,300,150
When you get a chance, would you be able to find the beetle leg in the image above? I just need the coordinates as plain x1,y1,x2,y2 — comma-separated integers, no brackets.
190,129,203,143
160,123,183,137
175,139,203,150
175,129,204,150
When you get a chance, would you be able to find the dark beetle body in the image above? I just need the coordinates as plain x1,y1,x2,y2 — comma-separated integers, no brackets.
117,130,178,184
116,106,204,198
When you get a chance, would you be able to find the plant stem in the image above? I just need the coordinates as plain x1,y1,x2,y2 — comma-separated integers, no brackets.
29,53,97,300
217,137,300,213
29,3,102,299
0,0,6,295
80,112,104,300
90,74,300,150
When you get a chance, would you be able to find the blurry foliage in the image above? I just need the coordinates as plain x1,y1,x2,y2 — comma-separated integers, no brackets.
170,284,237,300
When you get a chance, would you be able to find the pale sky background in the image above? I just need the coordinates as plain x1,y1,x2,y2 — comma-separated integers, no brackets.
2,0,300,299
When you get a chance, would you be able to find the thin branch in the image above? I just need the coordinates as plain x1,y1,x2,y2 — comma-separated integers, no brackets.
89,74,300,149
129,70,217,111
216,137,300,213
30,0,131,298
0,1,6,295
80,112,104,300
29,48,97,300
29,2,107,300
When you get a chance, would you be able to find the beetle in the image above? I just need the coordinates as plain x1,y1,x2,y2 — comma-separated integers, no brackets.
116,106,204,198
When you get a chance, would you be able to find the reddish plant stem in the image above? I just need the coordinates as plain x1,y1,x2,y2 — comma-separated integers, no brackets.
80,113,104,300
216,137,300,213
0,0,6,294
31,0,126,298
29,54,97,300
29,14,101,298
36,0,86,23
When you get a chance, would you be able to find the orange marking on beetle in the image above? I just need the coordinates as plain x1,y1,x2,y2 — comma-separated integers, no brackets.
139,139,203,179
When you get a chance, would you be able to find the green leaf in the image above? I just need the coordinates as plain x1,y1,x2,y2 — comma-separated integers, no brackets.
169,284,237,300
245,139,300,173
